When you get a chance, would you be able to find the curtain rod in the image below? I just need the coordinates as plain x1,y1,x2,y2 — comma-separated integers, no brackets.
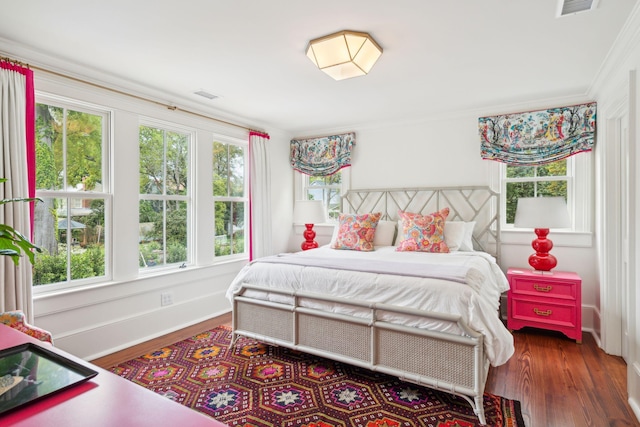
291,131,355,140
2,55,264,134
0,55,29,67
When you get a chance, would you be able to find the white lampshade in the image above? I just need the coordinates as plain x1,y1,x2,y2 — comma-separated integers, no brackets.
514,197,571,229
293,200,326,224
306,30,382,81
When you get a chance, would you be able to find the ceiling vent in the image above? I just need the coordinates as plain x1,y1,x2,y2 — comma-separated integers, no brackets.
193,90,219,100
558,0,598,16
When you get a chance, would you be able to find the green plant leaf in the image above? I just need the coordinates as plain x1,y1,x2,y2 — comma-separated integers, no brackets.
0,179,42,265
0,196,42,206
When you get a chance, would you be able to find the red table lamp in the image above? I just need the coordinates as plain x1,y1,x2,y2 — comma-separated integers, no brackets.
514,197,571,272
293,200,326,250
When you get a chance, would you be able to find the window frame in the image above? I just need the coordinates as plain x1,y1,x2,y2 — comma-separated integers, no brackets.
32,95,113,293
138,119,194,272
212,135,249,260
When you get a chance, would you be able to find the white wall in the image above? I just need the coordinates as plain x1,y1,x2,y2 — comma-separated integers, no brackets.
351,118,490,189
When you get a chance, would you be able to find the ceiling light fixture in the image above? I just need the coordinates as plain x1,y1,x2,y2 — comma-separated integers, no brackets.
305,30,383,81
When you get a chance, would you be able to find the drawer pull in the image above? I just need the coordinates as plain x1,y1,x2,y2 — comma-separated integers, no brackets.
534,308,552,317
533,284,553,292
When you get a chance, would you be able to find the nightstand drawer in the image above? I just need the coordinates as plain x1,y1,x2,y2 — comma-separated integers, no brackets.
510,276,577,300
510,297,577,328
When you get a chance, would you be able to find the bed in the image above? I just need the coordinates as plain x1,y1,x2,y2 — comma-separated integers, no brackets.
226,187,514,425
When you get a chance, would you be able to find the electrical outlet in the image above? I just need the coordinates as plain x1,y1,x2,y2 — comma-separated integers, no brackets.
161,292,173,306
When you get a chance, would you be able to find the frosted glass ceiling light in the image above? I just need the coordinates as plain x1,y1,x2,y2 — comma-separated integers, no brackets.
306,30,383,81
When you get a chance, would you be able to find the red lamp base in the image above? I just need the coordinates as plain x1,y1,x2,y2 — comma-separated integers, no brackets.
528,228,557,272
301,223,319,251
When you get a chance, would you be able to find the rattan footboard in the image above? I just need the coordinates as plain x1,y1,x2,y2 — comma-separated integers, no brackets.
231,284,491,425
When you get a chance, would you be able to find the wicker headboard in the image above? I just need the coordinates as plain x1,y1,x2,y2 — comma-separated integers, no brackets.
341,186,501,260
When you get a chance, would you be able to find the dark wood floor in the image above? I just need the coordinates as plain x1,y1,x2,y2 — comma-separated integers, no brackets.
93,316,639,427
487,328,638,427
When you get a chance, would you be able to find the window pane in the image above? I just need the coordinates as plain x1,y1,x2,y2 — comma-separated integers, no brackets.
33,197,106,285
69,197,106,280
537,180,567,198
139,200,164,267
506,165,535,178
166,200,187,264
309,174,341,186
139,125,164,195
166,131,188,196
505,182,535,224
213,139,247,258
229,145,244,197
35,105,103,192
231,201,245,254
35,105,63,191
214,201,245,256
212,141,243,197
537,159,567,177
213,141,228,197
66,110,103,191
327,188,341,220
33,197,68,285
139,199,187,268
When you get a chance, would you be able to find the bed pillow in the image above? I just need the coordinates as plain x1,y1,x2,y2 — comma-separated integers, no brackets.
444,221,476,251
395,208,450,253
331,218,395,247
444,221,466,252
331,212,382,251
459,221,476,251
373,220,396,246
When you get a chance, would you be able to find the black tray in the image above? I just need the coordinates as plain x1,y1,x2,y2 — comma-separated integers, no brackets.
0,342,98,415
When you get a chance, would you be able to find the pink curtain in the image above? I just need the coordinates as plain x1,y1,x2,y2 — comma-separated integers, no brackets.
0,59,36,318
0,60,36,234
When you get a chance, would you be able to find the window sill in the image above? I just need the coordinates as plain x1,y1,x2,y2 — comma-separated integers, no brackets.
500,229,593,248
32,258,249,299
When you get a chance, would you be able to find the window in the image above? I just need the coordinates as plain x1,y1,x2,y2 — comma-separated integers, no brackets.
213,138,247,257
33,101,110,287
302,171,344,221
139,124,190,269
503,158,572,226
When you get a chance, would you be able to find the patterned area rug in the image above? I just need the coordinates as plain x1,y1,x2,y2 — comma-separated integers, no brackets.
111,325,524,427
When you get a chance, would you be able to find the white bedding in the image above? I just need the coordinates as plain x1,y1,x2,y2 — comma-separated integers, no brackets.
226,246,515,366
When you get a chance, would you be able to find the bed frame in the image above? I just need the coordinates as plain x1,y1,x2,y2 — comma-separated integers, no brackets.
231,187,501,425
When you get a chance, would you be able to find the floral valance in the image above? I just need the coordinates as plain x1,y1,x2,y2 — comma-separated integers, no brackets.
479,102,596,166
290,132,355,176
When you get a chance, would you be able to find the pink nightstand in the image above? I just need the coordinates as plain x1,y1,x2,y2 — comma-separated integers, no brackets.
507,268,582,343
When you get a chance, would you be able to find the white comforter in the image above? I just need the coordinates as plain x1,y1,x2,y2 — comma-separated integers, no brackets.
226,246,515,366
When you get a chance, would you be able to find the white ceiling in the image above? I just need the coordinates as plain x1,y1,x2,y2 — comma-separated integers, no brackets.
0,0,637,134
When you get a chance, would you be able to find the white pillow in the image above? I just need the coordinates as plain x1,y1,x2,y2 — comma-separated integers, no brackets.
330,219,396,247
459,221,476,251
444,221,466,252
373,220,396,247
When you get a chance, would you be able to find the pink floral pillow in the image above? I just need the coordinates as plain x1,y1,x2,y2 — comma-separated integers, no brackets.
331,212,382,251
396,208,450,253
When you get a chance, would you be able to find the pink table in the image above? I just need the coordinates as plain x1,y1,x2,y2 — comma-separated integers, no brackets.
0,324,228,426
